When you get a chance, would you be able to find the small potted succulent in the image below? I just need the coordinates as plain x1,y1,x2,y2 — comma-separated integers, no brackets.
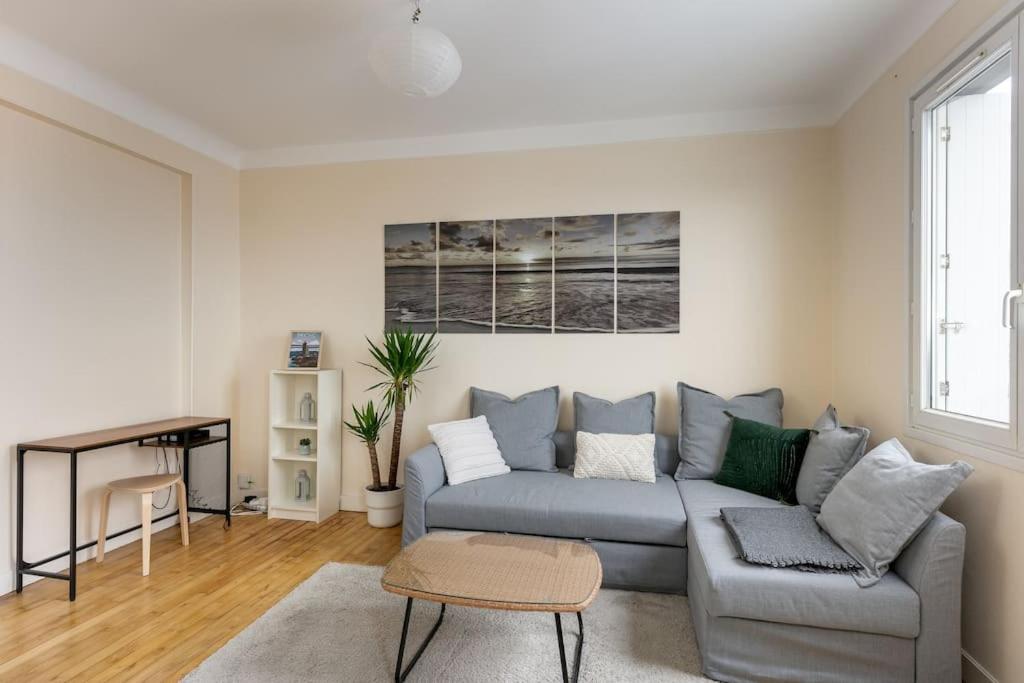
297,437,312,456
345,400,397,527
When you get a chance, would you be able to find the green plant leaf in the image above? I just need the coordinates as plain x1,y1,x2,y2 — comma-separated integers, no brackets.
363,329,438,407
343,399,391,445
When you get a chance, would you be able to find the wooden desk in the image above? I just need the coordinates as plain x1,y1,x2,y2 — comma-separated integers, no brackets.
16,416,231,601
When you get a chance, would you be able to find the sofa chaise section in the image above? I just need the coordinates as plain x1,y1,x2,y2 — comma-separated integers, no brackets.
680,479,964,683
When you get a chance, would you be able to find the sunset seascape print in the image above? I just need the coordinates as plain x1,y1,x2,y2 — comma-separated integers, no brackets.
384,222,436,332
438,220,494,332
383,212,678,334
495,218,553,333
554,214,615,333
616,211,680,332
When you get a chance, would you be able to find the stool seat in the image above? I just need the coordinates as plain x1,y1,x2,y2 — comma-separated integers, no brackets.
97,472,188,576
107,473,182,493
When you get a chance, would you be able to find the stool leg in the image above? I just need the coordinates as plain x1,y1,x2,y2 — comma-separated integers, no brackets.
176,481,189,547
96,489,113,563
140,492,152,576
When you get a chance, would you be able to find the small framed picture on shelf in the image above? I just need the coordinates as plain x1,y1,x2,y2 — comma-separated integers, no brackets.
288,330,323,369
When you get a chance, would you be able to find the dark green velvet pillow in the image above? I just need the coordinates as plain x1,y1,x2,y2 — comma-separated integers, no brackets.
714,413,810,504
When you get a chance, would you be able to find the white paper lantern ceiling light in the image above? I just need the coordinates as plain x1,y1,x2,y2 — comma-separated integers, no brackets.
369,0,462,98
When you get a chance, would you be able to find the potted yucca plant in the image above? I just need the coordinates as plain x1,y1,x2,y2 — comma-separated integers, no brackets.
358,329,438,526
344,400,395,527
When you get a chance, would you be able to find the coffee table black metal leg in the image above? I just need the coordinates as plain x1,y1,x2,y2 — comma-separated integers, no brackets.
395,598,445,682
555,612,584,683
574,612,584,680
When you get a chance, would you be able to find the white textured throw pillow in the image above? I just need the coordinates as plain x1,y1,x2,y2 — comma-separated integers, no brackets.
428,415,510,486
574,431,657,483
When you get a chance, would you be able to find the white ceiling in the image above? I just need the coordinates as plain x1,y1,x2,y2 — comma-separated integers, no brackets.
0,0,956,167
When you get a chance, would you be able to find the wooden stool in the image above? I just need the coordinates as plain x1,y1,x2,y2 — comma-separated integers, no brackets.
96,474,189,576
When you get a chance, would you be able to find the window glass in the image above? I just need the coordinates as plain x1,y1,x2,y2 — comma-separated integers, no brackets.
925,51,1013,424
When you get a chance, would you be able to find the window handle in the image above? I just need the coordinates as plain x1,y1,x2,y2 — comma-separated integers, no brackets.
1003,288,1023,328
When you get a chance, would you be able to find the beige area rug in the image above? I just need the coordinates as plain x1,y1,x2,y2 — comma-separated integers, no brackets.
184,562,712,682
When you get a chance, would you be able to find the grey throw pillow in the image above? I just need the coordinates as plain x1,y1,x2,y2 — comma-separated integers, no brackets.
674,383,783,480
795,405,870,513
816,438,973,587
470,386,559,472
574,391,655,434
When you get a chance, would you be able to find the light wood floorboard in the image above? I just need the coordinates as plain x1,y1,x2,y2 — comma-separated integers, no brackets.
0,512,401,681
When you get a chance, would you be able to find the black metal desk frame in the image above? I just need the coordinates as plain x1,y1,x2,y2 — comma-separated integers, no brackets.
15,418,231,601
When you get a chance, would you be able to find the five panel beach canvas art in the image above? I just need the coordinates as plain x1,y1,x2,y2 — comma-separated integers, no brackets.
384,212,680,334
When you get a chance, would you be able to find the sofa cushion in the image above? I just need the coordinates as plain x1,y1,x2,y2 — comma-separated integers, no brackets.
675,383,784,480
554,430,681,474
795,404,870,513
471,386,559,472
426,469,687,547
817,438,973,587
679,479,920,639
427,416,509,486
714,414,809,503
574,431,657,483
573,391,655,434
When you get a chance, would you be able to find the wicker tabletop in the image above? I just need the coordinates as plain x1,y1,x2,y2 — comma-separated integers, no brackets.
381,531,602,612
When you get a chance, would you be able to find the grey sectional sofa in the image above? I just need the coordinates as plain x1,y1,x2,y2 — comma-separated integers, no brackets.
402,430,966,683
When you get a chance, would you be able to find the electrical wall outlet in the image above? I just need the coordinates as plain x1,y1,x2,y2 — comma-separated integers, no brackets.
237,473,255,490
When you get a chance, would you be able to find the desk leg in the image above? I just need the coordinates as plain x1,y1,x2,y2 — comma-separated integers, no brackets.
182,432,190,511
224,420,232,528
68,450,78,602
15,448,25,593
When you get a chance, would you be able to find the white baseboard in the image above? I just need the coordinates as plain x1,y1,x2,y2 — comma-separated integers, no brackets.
339,493,366,512
963,649,999,683
0,511,209,597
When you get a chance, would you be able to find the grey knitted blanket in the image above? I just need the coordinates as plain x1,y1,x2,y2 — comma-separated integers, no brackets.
720,506,862,573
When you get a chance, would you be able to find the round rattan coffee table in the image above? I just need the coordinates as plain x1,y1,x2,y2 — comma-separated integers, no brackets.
381,531,603,682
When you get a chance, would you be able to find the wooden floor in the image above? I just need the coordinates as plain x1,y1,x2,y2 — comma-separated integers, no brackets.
0,512,402,681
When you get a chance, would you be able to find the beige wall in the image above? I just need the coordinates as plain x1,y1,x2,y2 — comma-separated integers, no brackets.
239,129,835,508
0,64,240,591
833,0,1020,679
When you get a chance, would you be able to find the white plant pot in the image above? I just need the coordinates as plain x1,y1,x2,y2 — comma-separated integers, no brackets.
365,486,404,528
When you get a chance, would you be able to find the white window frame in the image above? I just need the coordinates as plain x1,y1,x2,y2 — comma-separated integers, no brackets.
909,9,1024,467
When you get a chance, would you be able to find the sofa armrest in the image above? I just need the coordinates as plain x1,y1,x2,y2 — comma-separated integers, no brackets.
402,443,446,546
893,511,966,683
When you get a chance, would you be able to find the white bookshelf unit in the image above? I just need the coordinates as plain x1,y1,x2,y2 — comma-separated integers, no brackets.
268,369,341,523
